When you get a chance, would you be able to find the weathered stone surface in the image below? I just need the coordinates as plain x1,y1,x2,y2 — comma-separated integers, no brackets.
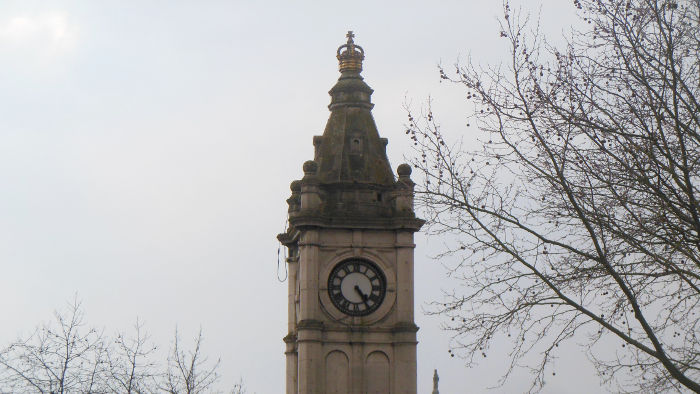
279,32,423,394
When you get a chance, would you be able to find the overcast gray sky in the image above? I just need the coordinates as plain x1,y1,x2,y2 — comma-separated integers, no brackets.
0,1,604,392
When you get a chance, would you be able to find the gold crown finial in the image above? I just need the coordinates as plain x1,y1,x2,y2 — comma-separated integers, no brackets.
337,30,364,73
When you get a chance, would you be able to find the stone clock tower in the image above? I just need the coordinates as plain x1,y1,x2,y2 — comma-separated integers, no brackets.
278,32,423,394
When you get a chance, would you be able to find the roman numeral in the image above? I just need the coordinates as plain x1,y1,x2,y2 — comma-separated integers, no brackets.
329,282,341,292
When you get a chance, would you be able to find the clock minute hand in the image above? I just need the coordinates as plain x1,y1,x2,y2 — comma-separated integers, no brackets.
354,285,370,308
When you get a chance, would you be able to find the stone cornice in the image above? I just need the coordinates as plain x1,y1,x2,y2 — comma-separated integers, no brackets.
296,319,325,330
289,214,424,232
391,322,420,333
295,322,419,334
277,229,300,247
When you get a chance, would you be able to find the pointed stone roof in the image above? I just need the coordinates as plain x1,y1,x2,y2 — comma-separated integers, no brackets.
313,31,395,186
278,32,424,233
432,369,439,394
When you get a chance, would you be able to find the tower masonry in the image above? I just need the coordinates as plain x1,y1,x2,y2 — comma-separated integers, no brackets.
278,32,424,394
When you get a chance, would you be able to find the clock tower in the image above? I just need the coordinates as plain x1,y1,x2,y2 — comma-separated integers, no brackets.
278,32,423,394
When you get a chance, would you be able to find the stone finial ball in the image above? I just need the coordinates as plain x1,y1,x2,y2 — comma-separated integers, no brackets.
303,160,318,175
290,180,302,192
397,163,412,177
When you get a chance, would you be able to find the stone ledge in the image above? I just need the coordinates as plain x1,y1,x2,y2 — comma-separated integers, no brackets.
296,319,325,330
289,215,424,231
392,322,420,333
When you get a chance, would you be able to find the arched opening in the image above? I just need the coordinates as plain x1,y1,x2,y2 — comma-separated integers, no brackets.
365,351,390,393
325,350,349,393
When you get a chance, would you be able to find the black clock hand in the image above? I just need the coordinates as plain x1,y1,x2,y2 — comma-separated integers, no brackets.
354,285,370,308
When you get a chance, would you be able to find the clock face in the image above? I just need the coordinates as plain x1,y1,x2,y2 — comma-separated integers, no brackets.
328,259,386,316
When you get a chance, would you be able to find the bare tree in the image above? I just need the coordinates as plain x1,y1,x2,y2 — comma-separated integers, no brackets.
0,297,108,393
229,380,246,394
161,328,220,394
0,299,244,393
407,0,699,392
106,318,158,393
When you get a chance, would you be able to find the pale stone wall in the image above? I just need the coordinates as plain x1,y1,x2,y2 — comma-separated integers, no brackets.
285,227,418,393
280,33,422,394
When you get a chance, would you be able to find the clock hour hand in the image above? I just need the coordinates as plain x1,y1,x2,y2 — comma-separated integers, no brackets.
354,285,370,308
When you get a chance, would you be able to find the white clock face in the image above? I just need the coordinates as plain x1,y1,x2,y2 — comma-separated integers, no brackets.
328,259,386,316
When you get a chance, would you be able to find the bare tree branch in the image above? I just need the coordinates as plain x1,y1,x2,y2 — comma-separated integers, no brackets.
408,0,700,391
0,298,243,394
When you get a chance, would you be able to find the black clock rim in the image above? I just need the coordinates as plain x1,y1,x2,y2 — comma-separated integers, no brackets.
327,258,387,317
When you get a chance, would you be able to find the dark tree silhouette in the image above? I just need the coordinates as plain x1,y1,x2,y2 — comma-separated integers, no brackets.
407,0,699,391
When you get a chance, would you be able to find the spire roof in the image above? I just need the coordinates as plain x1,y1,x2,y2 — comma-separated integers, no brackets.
432,369,440,394
280,31,424,231
313,32,395,186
